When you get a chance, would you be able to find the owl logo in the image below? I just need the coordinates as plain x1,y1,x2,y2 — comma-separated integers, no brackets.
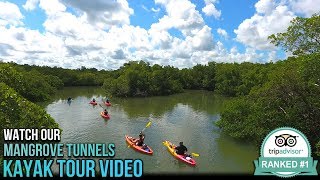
275,134,297,147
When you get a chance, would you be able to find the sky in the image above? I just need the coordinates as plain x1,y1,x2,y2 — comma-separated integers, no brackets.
0,0,319,70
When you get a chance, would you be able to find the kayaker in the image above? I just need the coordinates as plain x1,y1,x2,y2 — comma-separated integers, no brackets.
175,142,188,156
67,97,72,101
104,109,108,115
133,132,145,146
92,98,96,102
139,131,145,140
139,131,145,144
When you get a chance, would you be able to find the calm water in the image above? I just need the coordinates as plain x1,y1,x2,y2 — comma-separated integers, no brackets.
43,87,258,175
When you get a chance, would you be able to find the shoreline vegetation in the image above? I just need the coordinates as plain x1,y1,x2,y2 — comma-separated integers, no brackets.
1,14,319,162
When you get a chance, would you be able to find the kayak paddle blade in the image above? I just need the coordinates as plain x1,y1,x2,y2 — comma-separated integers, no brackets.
191,153,200,157
146,121,152,128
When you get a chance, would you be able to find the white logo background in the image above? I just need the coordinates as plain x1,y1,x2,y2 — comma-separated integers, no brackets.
262,129,309,158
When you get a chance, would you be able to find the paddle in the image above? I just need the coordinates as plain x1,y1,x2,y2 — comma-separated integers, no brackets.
141,121,152,132
191,153,200,157
128,120,152,148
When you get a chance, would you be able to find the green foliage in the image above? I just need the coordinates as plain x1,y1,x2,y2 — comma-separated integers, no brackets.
0,64,62,102
216,97,261,142
217,54,320,156
0,82,60,147
0,64,26,95
215,63,241,96
268,14,320,55
316,141,320,157
180,62,216,90
103,61,183,97
44,75,64,90
203,62,216,91
23,70,56,101
103,75,130,97
299,53,320,86
76,72,97,86
150,66,183,95
0,82,60,171
0,82,59,130
2,62,111,87
214,63,270,97
217,14,320,155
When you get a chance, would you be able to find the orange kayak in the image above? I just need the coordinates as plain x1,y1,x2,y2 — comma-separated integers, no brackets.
163,141,196,166
125,135,153,155
100,111,110,119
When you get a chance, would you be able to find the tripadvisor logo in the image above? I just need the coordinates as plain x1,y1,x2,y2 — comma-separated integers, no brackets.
275,134,297,147
254,127,318,177
269,134,304,156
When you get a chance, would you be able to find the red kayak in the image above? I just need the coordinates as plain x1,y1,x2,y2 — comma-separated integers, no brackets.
89,101,97,105
163,141,196,166
105,102,111,106
125,135,153,155
100,111,110,119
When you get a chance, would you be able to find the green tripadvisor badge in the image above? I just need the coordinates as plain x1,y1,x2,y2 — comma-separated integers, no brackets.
254,127,318,177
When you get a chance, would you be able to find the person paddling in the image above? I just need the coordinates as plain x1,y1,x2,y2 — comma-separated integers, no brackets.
133,132,145,146
175,142,188,156
104,109,108,115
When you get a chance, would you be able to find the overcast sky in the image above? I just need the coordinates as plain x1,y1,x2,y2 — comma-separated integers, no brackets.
0,0,319,69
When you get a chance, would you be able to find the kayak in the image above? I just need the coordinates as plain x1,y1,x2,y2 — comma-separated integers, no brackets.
163,141,196,166
89,101,97,105
125,135,153,155
105,102,111,106
100,111,110,119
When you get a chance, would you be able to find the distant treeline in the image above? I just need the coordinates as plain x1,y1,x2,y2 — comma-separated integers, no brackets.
101,60,270,97
0,59,273,99
0,59,275,98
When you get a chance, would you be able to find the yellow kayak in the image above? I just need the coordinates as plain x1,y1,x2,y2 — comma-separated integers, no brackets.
163,141,196,166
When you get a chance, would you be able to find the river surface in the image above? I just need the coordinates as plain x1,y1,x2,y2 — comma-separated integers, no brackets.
42,87,258,175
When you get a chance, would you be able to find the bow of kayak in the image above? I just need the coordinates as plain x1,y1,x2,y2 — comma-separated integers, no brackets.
100,111,110,119
125,135,153,155
163,141,196,166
